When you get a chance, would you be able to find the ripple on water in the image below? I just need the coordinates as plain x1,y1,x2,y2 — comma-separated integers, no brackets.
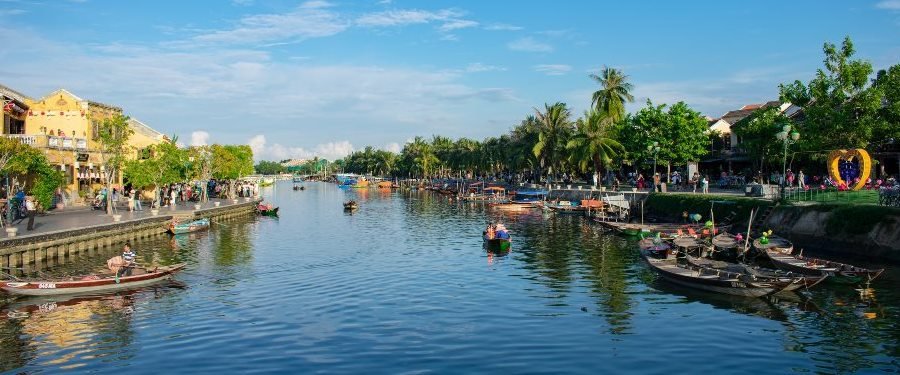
1,182,899,374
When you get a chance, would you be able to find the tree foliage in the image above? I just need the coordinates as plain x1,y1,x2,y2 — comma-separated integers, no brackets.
617,101,710,169
779,36,884,152
254,160,285,175
566,110,624,183
591,66,635,123
731,107,789,172
96,114,134,214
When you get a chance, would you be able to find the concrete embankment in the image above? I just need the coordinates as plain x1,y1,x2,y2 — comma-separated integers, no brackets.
764,205,900,262
643,193,900,262
0,200,260,275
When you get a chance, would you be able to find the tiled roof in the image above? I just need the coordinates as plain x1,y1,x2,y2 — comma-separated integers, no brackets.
0,83,33,105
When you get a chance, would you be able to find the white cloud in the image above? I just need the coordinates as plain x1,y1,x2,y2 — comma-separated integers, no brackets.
356,9,462,27
377,0,392,4
465,62,505,73
190,131,210,146
232,0,254,5
440,34,459,42
876,0,900,10
484,23,522,31
248,135,355,161
438,19,478,32
507,37,553,52
383,142,401,153
534,64,571,75
190,2,348,45
0,9,26,16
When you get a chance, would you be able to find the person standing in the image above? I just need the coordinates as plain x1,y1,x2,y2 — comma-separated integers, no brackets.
653,173,661,192
701,175,709,194
170,187,178,207
25,196,37,231
798,170,805,189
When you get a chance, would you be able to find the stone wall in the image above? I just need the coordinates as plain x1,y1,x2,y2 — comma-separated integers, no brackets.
764,205,900,262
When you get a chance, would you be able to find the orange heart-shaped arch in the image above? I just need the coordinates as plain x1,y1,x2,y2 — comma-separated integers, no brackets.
827,149,872,191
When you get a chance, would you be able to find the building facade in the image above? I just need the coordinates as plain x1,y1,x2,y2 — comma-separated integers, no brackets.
2,84,165,204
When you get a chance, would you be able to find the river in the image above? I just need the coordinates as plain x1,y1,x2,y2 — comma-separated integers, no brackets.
1,181,898,374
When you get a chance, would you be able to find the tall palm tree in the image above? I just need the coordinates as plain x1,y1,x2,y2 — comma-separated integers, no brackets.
532,102,573,182
566,110,625,186
590,66,634,123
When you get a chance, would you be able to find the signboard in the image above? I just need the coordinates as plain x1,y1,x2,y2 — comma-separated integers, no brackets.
76,153,89,162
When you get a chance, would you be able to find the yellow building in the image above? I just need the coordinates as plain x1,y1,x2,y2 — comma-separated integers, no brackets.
2,85,165,204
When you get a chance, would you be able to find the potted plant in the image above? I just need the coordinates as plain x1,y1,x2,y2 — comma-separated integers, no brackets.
112,214,122,222
5,227,18,238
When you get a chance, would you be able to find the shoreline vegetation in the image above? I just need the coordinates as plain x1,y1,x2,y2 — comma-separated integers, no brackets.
277,37,898,200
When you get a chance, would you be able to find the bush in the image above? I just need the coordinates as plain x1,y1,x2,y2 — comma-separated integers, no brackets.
823,204,900,236
645,193,772,226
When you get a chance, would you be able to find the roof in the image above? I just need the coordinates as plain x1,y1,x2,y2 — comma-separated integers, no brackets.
38,88,123,112
128,118,165,140
720,109,755,125
0,83,32,106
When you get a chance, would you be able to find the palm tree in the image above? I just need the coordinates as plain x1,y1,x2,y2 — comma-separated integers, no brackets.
590,66,634,123
567,110,625,186
532,102,573,182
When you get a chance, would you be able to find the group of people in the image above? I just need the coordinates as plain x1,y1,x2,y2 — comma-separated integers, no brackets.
484,222,510,240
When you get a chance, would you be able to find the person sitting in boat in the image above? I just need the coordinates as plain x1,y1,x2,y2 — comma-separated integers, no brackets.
484,223,497,240
118,243,137,277
494,223,510,240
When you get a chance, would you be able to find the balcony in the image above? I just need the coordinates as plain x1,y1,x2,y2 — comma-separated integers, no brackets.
2,134,89,150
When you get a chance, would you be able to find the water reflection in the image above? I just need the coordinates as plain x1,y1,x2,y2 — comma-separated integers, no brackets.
0,181,898,373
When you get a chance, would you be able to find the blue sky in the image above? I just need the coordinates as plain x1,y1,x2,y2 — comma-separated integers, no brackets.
1,0,899,160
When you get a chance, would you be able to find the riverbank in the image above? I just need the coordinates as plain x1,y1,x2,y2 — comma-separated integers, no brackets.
0,198,261,275
643,193,900,262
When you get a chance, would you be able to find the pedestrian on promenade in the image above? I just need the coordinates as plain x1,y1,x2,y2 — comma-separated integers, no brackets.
701,175,709,194
787,169,795,187
132,188,142,211
691,172,699,193
25,196,36,230
637,174,645,190
798,170,805,189
170,188,177,207
653,173,661,192
127,189,134,212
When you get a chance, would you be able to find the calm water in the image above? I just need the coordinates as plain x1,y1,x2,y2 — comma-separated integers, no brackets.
1,181,898,374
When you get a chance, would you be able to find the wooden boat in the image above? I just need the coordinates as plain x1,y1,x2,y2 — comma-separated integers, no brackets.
293,185,304,191
168,218,210,235
753,235,794,255
761,246,884,284
483,236,511,252
544,201,586,215
1,264,186,296
257,204,279,216
684,255,827,291
640,247,799,298
343,200,359,210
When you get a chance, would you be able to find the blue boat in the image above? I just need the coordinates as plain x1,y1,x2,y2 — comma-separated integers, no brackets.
168,218,210,235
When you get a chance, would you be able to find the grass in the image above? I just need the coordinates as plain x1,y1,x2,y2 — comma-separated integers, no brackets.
782,189,879,205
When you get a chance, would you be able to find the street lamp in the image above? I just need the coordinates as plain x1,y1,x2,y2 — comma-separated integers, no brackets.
647,141,660,176
775,123,800,200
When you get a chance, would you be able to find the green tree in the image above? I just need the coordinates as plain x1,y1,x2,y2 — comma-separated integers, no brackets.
125,138,186,208
590,66,635,123
0,139,65,209
566,110,624,186
211,144,254,198
873,64,900,142
779,36,884,153
618,101,709,175
532,102,574,182
96,114,134,215
187,145,213,202
254,160,285,175
731,107,790,174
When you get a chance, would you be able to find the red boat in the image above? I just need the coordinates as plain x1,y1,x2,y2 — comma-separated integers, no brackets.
1,264,186,296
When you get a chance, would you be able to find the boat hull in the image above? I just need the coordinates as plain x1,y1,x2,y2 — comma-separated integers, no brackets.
1,264,186,296
168,218,210,235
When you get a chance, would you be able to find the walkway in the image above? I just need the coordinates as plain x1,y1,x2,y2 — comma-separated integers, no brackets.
2,198,256,239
